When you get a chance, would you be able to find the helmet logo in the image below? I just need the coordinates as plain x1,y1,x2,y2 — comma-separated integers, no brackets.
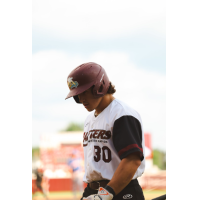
67,77,79,89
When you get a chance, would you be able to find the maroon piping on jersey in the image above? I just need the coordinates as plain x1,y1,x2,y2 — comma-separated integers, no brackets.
118,144,143,157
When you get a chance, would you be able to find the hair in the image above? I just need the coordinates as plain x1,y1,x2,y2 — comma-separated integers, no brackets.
107,82,116,94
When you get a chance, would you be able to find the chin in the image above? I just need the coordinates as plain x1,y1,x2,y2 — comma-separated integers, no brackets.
87,108,94,112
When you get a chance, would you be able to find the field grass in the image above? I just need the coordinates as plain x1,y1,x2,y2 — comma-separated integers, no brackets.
143,189,166,200
32,189,166,200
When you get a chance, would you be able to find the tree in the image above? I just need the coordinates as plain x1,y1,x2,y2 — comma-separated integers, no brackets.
60,122,84,132
32,147,40,160
153,149,166,170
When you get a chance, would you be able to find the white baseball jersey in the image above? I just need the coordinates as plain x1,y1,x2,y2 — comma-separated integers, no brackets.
83,98,145,183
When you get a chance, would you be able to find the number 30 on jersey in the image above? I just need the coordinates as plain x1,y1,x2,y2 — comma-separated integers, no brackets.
94,145,112,163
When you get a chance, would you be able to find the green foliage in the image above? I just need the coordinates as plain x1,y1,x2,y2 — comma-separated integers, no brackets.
61,122,84,132
32,147,40,159
153,149,166,170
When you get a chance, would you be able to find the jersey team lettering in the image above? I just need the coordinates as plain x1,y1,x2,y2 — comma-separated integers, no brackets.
83,130,111,147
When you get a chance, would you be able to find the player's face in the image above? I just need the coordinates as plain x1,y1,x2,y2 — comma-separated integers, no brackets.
78,88,102,112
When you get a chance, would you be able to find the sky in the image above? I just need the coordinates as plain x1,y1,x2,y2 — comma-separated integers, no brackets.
32,0,166,151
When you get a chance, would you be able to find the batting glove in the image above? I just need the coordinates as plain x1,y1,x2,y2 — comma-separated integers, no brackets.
83,186,115,200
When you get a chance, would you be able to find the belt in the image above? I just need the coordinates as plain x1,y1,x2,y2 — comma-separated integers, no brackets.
89,180,110,190
88,179,138,190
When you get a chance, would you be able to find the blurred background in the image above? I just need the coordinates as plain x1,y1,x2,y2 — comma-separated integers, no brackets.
32,0,166,199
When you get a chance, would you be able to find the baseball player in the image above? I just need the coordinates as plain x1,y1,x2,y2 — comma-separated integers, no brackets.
68,150,84,199
65,62,145,200
33,168,49,200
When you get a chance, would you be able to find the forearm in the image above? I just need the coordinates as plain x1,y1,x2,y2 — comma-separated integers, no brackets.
107,153,141,195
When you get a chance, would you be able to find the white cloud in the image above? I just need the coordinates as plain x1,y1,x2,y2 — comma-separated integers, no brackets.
32,0,165,40
32,50,166,150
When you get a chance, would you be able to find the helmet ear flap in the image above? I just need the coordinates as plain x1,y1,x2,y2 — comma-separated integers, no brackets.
92,79,107,97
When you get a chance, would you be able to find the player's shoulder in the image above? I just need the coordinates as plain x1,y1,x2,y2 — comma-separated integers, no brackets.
110,98,142,121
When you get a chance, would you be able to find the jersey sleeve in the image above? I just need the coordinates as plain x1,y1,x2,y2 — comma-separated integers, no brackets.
113,115,144,161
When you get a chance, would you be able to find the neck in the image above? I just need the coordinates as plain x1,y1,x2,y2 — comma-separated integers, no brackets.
95,94,114,116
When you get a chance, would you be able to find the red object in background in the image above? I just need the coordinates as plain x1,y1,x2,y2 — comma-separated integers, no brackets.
33,132,161,193
144,133,153,159
32,179,87,193
40,144,84,170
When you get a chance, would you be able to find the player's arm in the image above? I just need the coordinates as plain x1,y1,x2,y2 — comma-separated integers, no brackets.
107,151,141,195
107,115,144,195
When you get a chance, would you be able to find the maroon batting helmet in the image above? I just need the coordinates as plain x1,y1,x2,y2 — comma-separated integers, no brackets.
65,62,110,103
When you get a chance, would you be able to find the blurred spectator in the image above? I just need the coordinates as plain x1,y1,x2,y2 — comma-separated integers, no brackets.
32,167,49,200
67,150,84,199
